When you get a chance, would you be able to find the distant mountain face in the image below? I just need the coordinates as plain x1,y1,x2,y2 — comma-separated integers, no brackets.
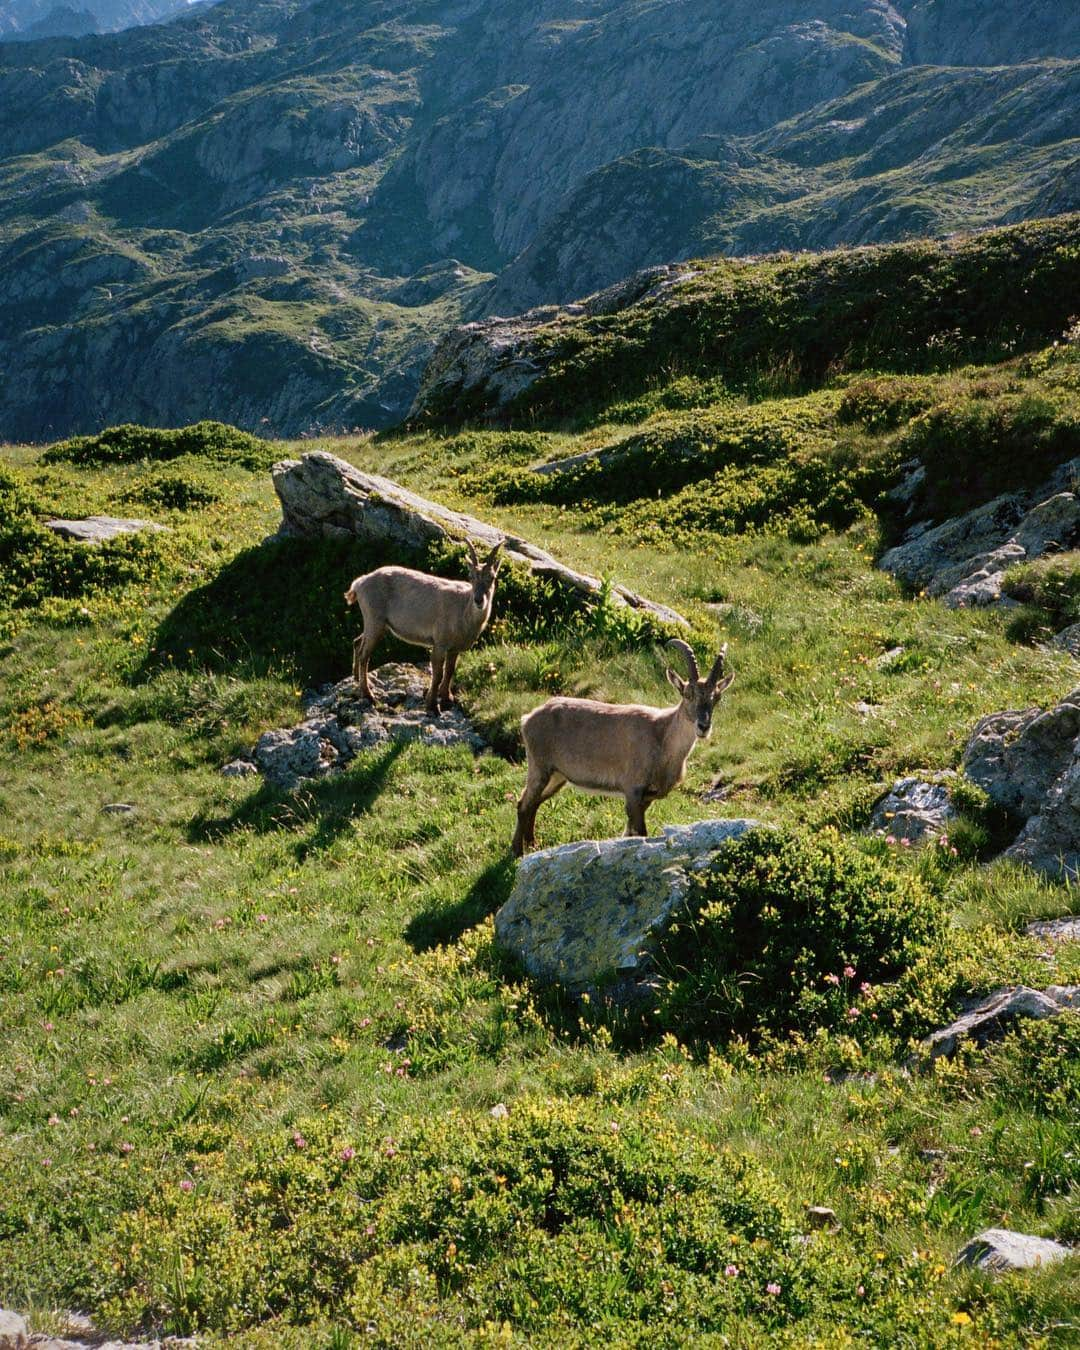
0,0,1077,440
0,0,193,40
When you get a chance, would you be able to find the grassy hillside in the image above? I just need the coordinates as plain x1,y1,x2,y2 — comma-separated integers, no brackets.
3,266,1080,1341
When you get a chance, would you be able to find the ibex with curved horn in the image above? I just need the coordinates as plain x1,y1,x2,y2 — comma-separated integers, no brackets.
345,539,503,714
512,639,734,855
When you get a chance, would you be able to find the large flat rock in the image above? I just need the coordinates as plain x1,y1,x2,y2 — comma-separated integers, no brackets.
272,451,687,628
494,819,761,994
43,515,167,544
956,1228,1072,1273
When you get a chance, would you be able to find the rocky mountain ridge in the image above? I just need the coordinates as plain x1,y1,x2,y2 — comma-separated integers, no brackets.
0,0,1077,438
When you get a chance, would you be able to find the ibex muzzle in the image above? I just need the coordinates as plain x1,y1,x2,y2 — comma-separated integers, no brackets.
512,639,734,855
345,539,503,714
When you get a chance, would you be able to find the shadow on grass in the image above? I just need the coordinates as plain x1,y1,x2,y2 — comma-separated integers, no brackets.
141,534,424,686
404,853,517,952
188,741,405,857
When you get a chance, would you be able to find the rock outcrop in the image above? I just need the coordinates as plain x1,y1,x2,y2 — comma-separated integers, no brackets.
919,985,1080,1062
963,689,1080,880
869,777,956,842
229,665,488,790
879,468,1080,608
272,451,688,628
494,819,761,996
955,1229,1073,1274
43,516,167,544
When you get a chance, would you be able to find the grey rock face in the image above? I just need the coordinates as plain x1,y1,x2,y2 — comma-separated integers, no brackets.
955,1228,1072,1273
869,777,956,842
272,451,687,628
1050,622,1080,657
963,689,1080,879
246,665,487,790
494,819,762,995
0,1309,28,1350
1027,916,1080,947
920,985,1080,1061
43,516,168,545
878,473,1080,608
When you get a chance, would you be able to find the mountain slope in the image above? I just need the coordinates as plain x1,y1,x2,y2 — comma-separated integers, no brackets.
0,0,1077,439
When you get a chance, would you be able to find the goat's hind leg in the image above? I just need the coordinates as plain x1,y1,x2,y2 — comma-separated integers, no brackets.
352,610,384,702
624,787,650,838
512,767,565,857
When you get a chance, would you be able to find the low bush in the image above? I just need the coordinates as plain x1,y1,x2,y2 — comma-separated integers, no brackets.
836,375,937,431
42,421,274,471
1002,550,1080,632
93,1100,804,1338
122,461,223,511
899,393,1080,521
655,829,946,1044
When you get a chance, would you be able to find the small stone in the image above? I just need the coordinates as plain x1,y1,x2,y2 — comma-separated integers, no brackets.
875,646,905,670
220,759,258,778
0,1309,28,1350
489,1102,509,1119
956,1228,1072,1272
919,1149,946,1161
101,803,136,815
868,776,955,842
1027,915,1080,946
805,1205,838,1230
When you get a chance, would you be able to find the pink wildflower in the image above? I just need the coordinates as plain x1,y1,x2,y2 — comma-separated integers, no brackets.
843,965,856,979
824,973,840,986
766,1282,781,1296
899,837,912,848
724,1264,739,1277
847,1006,859,1019
860,981,872,996
119,1141,134,1154
885,835,897,845
48,1114,60,1126
179,1179,194,1193
293,1132,307,1150
341,1146,356,1161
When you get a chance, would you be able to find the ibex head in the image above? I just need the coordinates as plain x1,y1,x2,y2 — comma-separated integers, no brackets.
665,639,734,738
465,538,503,611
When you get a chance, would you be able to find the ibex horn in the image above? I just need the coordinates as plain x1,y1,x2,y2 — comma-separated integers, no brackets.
704,643,729,687
465,538,479,564
665,638,700,683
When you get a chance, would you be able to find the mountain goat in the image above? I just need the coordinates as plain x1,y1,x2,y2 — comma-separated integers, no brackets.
512,640,733,856
345,539,503,714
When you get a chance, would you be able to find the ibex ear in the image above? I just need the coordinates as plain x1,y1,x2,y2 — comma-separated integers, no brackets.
666,667,687,695
485,540,503,571
711,671,735,700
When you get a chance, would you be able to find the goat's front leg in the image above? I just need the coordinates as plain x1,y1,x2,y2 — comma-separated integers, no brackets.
624,787,649,837
439,650,459,709
427,648,446,714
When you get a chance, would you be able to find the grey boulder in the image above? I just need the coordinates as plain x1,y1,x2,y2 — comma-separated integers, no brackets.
963,690,1080,880
920,985,1079,1061
247,664,487,789
878,464,1080,608
43,516,168,545
0,1310,27,1350
956,1228,1072,1273
494,818,762,995
869,777,956,842
272,451,687,629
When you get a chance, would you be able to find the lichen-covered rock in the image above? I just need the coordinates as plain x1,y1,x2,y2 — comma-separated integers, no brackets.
272,451,687,628
962,689,1080,879
869,777,956,842
919,985,1080,1062
878,469,1080,608
955,1228,1072,1273
494,819,761,995
1050,622,1080,657
1027,915,1080,947
43,516,168,544
246,664,487,789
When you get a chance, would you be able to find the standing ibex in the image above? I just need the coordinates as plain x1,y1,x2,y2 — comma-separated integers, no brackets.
345,539,503,714
512,640,733,856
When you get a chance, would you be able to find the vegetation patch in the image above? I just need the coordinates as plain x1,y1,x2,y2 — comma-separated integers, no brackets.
42,421,275,472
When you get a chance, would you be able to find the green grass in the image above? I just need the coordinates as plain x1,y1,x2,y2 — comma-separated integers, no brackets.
3,313,1080,1342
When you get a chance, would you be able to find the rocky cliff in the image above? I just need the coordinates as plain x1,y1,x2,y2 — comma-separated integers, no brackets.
0,0,1077,438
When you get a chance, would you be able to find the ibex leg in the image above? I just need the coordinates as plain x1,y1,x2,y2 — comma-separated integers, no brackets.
427,648,446,714
625,788,650,837
439,650,459,709
512,767,565,857
352,616,385,700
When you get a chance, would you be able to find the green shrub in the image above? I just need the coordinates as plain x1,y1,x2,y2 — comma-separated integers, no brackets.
655,828,946,1044
122,461,223,511
1002,550,1080,631
837,375,937,430
0,463,169,612
899,393,1080,520
43,421,274,471
93,1100,801,1337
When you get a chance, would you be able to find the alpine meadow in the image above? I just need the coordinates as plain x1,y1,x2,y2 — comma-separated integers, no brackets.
2,2,1080,1348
